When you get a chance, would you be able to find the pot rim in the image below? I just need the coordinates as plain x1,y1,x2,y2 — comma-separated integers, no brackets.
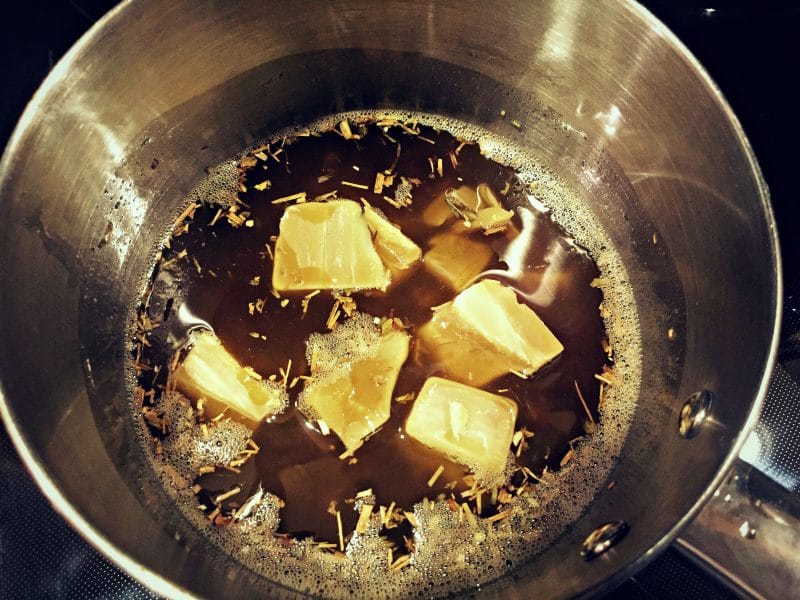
0,1,782,598
578,1,782,595
0,1,196,597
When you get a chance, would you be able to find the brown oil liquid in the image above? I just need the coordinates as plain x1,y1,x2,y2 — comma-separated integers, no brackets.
137,121,606,545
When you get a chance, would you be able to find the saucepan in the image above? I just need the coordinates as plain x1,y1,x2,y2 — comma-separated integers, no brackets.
0,0,780,597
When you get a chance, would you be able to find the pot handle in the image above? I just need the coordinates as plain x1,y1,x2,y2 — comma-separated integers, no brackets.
676,361,800,599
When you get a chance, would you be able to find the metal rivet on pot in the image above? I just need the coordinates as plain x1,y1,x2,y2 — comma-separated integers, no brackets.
679,390,713,438
581,520,629,561
738,521,757,539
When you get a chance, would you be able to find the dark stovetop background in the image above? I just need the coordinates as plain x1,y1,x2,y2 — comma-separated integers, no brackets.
1,1,797,598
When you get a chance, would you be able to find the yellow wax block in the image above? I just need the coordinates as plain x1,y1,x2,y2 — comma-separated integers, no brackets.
474,206,514,234
475,183,501,209
417,307,510,388
445,184,499,215
444,184,513,235
446,185,480,214
451,279,563,375
423,226,494,291
421,190,454,227
174,332,287,422
405,377,517,474
300,328,409,450
362,203,422,270
418,279,563,386
272,200,390,292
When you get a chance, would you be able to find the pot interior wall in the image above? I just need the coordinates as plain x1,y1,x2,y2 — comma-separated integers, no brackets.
0,1,778,598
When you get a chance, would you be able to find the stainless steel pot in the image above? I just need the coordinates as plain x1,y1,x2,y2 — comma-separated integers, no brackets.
0,0,781,597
